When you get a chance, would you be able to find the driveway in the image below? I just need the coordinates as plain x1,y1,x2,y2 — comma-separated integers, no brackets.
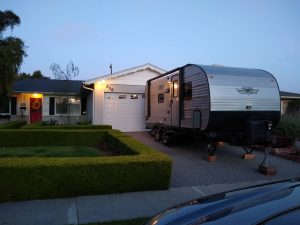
127,132,300,188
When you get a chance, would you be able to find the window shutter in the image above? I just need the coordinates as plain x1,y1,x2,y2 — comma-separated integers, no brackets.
49,97,55,115
81,97,87,115
11,97,17,115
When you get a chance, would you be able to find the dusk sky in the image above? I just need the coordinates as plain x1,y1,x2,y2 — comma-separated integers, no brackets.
2,0,300,92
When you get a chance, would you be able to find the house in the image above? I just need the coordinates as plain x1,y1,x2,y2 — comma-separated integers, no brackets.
280,91,300,115
84,63,166,132
0,79,92,124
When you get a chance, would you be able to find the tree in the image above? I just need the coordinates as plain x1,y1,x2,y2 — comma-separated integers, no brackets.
31,70,48,79
50,61,79,80
49,61,79,124
0,10,26,97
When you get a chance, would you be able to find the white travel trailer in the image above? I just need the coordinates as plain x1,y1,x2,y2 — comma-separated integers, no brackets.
145,64,281,156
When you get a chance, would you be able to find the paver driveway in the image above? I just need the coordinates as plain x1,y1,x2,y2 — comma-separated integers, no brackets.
127,132,300,188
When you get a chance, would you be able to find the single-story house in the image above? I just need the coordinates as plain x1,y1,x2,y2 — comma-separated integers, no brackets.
280,91,300,115
1,63,299,131
84,63,166,132
0,79,92,124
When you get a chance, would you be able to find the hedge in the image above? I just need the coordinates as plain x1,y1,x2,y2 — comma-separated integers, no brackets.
0,120,27,129
0,130,172,202
22,122,112,130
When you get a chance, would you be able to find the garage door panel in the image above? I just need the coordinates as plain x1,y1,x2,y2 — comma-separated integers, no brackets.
104,93,146,132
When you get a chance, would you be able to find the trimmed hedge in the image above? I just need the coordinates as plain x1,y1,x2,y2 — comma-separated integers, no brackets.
0,120,27,129
22,123,112,130
0,130,172,202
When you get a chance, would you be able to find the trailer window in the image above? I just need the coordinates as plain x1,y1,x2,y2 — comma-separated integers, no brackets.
184,82,192,101
173,80,178,98
158,93,164,103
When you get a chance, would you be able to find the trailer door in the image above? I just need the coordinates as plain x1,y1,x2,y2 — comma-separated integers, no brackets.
171,75,180,127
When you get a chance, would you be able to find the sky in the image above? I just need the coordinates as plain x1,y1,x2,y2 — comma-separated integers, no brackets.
1,0,300,92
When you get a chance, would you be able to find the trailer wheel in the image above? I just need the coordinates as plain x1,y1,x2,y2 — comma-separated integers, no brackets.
162,134,172,146
149,127,156,137
207,143,217,156
155,127,165,142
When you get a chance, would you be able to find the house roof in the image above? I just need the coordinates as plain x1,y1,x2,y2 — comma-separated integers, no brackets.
12,79,86,95
280,91,300,99
84,63,166,85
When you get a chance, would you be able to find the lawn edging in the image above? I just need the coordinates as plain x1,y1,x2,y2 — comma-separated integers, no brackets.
0,129,172,202
22,122,112,130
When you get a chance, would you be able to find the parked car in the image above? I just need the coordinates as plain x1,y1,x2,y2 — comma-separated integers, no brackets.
144,178,300,225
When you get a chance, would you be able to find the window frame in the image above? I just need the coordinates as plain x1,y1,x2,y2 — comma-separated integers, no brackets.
55,96,81,115
184,82,192,101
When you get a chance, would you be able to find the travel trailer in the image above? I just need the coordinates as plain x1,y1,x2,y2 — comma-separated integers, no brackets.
145,64,281,155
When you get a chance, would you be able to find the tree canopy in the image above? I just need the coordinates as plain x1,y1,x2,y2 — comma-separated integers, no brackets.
0,10,26,97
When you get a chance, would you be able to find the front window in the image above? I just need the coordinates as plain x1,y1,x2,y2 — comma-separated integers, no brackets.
55,97,80,115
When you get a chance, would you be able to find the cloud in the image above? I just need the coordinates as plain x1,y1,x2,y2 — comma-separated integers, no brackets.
278,53,297,62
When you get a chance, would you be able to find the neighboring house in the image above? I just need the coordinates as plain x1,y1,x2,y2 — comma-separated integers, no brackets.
0,79,91,124
84,63,166,132
280,91,300,115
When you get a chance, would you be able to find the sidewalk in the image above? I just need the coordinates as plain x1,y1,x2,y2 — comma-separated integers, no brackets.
0,180,269,225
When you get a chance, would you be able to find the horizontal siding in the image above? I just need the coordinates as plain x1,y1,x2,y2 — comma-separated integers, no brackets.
181,65,210,130
209,75,280,111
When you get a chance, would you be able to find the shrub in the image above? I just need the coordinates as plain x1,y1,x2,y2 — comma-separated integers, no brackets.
274,116,300,139
0,120,27,129
0,130,172,202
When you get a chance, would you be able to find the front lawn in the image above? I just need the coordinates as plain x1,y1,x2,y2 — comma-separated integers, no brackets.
0,146,103,158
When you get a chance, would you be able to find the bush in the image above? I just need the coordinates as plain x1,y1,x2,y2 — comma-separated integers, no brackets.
274,116,300,139
22,123,112,130
0,130,172,202
0,120,27,129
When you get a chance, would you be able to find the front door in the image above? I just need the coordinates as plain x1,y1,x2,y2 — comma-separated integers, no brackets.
171,75,179,127
30,98,42,123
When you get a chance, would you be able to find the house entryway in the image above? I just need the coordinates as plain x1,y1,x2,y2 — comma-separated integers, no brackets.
30,98,42,123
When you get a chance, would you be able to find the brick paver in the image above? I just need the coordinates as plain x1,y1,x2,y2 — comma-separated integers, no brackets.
127,132,300,188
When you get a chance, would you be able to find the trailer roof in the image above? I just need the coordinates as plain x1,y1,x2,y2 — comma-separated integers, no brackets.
194,64,273,78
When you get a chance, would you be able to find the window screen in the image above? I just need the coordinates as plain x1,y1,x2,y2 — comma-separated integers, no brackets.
184,82,192,101
158,93,164,103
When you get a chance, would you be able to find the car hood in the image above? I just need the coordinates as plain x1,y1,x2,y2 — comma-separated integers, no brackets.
145,179,300,225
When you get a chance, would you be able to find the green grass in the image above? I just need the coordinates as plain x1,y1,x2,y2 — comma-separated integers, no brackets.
85,217,149,225
0,146,103,158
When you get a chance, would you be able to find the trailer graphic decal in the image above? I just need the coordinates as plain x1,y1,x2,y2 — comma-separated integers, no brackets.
236,87,259,95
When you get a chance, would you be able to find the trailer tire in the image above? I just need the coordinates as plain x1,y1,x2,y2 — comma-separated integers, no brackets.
149,127,156,137
162,134,172,146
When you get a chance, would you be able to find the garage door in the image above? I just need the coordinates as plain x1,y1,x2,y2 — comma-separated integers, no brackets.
104,93,146,132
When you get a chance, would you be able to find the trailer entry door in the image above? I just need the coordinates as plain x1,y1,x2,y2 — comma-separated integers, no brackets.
171,75,179,127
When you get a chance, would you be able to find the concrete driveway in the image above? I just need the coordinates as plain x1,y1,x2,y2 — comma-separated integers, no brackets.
127,132,300,188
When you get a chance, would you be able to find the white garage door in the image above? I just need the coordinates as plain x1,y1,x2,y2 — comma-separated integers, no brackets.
104,93,146,132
